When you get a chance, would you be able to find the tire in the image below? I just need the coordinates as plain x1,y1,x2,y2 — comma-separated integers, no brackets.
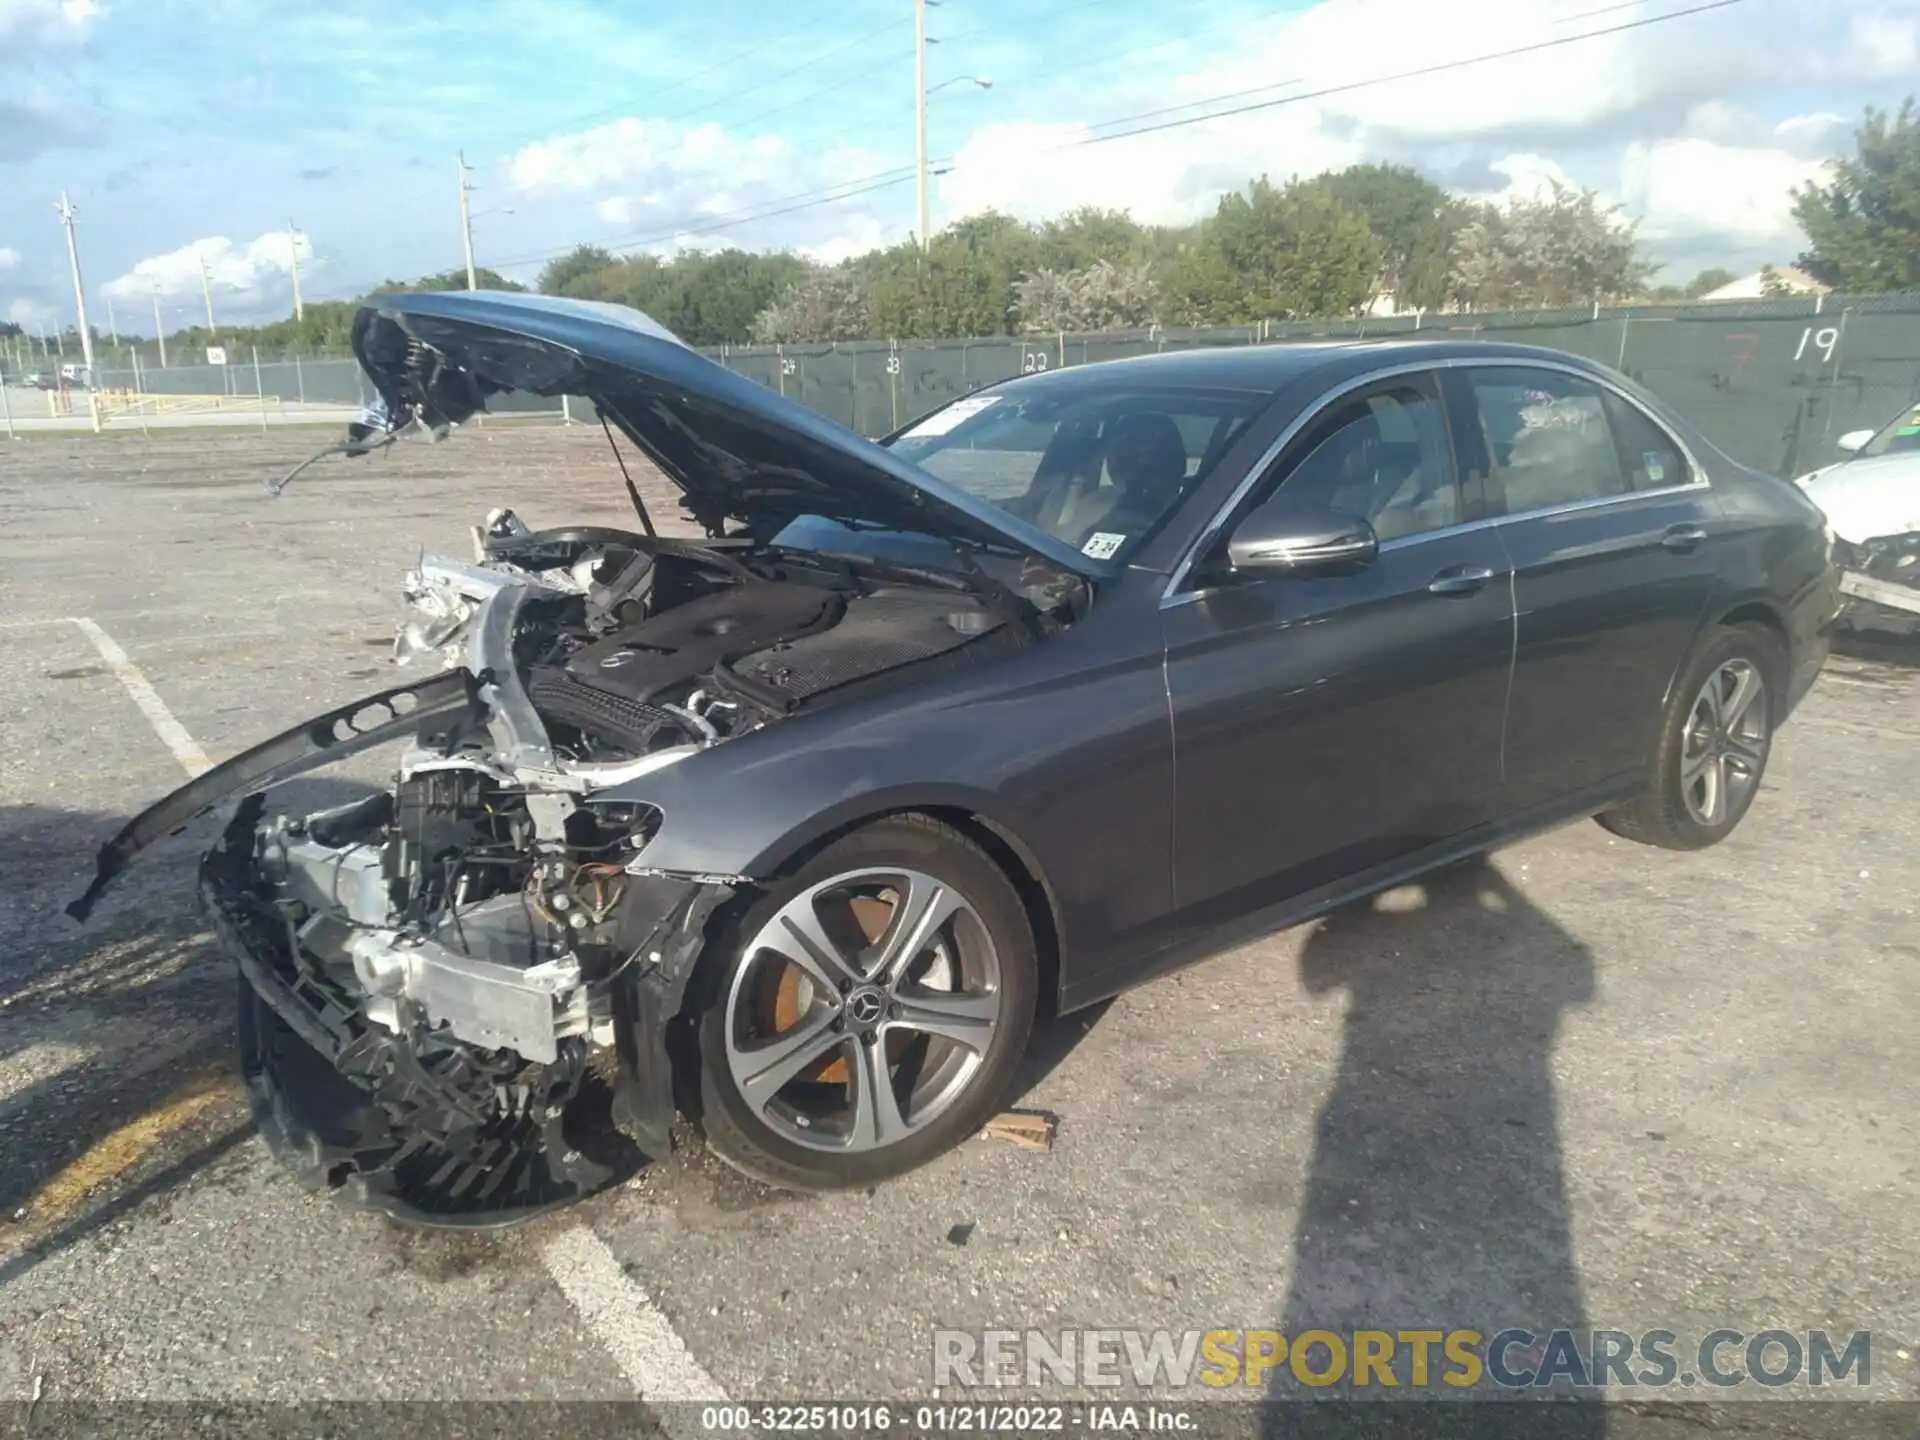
1598,622,1783,851
694,814,1038,1190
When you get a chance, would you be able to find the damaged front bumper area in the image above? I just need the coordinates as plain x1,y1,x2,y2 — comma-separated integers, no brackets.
1835,531,1920,634
202,795,730,1227
71,545,742,1227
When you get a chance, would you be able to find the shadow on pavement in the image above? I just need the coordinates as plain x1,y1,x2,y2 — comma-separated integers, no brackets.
0,782,374,1266
1266,855,1604,1434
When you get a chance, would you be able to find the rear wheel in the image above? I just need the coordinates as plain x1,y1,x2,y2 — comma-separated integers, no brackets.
696,815,1036,1190
1598,623,1780,850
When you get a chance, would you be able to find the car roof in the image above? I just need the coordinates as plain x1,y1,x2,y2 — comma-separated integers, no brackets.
988,337,1613,398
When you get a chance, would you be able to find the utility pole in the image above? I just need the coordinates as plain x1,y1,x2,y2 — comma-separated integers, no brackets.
288,220,304,320
456,154,478,290
55,191,99,428
152,287,168,368
198,253,218,336
914,0,929,250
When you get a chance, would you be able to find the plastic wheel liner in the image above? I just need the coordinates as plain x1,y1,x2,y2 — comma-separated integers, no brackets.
66,666,736,1227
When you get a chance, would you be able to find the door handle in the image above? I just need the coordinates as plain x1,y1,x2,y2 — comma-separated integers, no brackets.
1662,524,1709,553
1428,564,1496,596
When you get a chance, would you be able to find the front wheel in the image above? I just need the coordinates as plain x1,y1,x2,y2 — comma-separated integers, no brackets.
1598,623,1781,850
695,815,1037,1190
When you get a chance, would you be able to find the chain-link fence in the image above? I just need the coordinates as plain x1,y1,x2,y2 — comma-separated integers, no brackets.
41,291,1920,476
715,293,1920,479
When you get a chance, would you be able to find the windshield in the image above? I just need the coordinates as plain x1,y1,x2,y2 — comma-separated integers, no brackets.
885,385,1266,563
1861,404,1920,458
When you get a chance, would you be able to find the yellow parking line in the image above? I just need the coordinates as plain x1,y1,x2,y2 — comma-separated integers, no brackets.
6,1076,241,1252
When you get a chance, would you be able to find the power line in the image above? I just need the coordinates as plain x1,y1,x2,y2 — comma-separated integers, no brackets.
494,0,1751,263
1062,0,1748,150
228,0,1752,300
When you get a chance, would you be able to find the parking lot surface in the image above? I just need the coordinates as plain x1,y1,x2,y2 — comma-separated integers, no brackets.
1,426,1916,1414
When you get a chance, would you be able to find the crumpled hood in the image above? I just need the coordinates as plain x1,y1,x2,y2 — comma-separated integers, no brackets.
348,290,1095,576
1795,450,1920,545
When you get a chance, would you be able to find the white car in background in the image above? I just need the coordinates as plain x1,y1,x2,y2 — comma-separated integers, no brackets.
1796,406,1920,631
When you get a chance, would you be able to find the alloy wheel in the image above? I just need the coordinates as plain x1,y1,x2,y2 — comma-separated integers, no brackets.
721,867,1002,1153
1680,658,1768,827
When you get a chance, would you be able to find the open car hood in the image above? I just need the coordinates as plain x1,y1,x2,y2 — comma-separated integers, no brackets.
347,291,1096,576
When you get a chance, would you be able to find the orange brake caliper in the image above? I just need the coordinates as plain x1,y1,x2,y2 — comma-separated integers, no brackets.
770,894,894,1085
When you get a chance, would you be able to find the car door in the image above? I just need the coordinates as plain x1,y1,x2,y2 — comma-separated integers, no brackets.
1448,363,1723,812
1162,369,1515,939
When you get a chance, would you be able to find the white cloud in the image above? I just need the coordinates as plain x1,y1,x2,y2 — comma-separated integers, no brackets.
935,0,1915,268
0,246,20,271
1840,8,1920,76
0,0,97,53
1620,137,1828,253
101,231,313,317
803,215,896,267
7,297,57,330
482,0,1907,277
1773,112,1852,159
941,109,1359,228
507,114,888,254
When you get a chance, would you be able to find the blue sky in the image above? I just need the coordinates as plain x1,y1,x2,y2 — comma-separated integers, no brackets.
2,0,1916,334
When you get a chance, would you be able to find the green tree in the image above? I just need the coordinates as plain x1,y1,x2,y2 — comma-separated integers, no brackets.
1447,181,1651,309
538,244,618,296
1034,207,1148,271
1309,163,1460,312
864,212,1041,337
1015,260,1158,333
1162,177,1378,325
750,265,870,343
1684,266,1737,298
380,267,529,293
1793,99,1920,292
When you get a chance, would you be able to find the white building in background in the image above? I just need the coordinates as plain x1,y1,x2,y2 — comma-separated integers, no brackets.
1699,266,1830,301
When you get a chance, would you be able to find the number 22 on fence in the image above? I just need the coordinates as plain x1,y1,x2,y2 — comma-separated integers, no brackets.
1795,326,1840,363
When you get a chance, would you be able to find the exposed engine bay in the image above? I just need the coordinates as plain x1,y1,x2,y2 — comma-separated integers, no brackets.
102,508,1075,1224
65,288,1099,1225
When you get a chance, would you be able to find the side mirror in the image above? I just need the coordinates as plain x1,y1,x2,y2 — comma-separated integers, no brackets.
1836,429,1874,454
1225,501,1378,575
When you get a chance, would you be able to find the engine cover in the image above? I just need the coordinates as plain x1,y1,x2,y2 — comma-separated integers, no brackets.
558,581,843,706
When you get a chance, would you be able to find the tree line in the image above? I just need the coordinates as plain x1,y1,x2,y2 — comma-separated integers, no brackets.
27,98,1915,361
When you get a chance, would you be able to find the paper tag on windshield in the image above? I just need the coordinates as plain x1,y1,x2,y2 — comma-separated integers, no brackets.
1642,452,1666,484
904,394,1000,438
1082,532,1126,560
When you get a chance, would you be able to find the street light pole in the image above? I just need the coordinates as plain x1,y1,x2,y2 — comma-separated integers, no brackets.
54,191,100,428
199,253,218,336
288,220,304,321
55,193,99,378
914,0,930,250
104,292,119,346
153,287,168,368
457,154,478,290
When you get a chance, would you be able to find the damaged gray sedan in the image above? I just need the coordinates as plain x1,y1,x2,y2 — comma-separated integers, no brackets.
71,291,1835,1225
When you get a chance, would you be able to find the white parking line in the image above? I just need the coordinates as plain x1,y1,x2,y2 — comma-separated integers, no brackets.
58,622,724,1404
69,617,212,777
541,1226,729,1404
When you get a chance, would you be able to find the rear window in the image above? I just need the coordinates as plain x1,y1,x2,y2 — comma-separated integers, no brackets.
887,386,1266,564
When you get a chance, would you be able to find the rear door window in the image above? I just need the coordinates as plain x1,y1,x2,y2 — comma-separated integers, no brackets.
1603,391,1690,491
1464,368,1629,515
